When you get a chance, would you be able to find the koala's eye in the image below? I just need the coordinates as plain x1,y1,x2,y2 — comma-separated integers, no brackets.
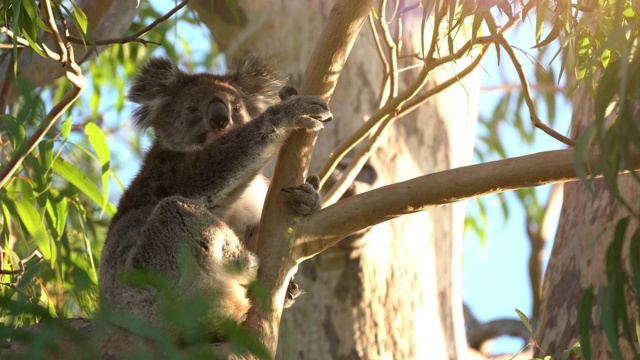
186,106,199,114
232,104,242,112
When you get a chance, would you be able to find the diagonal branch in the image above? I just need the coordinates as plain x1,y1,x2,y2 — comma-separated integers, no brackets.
67,0,191,47
497,34,575,147
295,148,640,260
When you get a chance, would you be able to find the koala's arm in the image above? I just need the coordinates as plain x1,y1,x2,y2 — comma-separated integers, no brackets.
154,96,331,207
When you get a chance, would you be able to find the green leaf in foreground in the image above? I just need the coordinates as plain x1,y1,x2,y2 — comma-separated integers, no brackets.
515,308,533,333
52,157,115,217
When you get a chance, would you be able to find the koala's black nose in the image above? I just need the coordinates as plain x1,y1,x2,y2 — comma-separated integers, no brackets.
208,100,230,130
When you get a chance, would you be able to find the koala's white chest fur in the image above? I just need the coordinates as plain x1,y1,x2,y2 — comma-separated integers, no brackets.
219,175,268,238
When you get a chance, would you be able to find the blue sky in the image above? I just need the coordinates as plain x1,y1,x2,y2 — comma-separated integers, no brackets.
462,21,571,354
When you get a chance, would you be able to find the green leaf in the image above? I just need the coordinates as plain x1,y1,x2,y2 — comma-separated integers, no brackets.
85,122,111,214
630,230,640,303
44,190,67,240
52,157,115,217
562,342,580,360
535,0,549,42
1,114,27,151
602,274,625,360
578,288,593,360
59,3,86,44
515,309,533,333
14,200,43,235
61,116,72,140
224,0,241,24
20,26,46,58
84,123,110,165
69,1,89,35
31,140,54,194
606,217,628,279
533,24,560,49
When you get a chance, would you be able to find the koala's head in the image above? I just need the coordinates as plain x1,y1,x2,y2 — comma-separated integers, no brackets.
128,56,284,151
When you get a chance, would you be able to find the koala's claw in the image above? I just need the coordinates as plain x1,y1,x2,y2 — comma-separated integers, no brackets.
281,175,322,215
269,90,332,132
283,278,304,308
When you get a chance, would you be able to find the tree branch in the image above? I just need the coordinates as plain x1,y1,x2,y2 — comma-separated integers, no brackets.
295,149,640,260
247,0,376,356
318,34,498,196
66,0,190,47
497,35,575,147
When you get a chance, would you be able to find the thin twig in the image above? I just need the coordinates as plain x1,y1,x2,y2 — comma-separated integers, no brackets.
319,0,542,195
317,34,497,190
321,3,447,194
68,0,190,47
0,44,26,49
368,12,392,108
322,41,491,205
0,249,44,277
497,35,575,147
0,27,61,60
379,0,399,99
42,0,67,62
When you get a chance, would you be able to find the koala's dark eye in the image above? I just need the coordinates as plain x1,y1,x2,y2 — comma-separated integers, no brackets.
232,104,242,112
186,106,198,114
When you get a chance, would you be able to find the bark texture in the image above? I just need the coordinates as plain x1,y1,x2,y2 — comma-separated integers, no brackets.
535,82,640,358
190,1,480,359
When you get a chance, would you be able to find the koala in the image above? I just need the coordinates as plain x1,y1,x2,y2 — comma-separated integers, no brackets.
98,56,331,341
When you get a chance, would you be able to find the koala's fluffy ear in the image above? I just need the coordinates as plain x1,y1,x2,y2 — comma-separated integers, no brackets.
230,56,284,114
128,57,185,129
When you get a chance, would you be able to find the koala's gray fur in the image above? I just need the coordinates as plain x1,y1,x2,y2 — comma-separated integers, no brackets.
98,56,331,340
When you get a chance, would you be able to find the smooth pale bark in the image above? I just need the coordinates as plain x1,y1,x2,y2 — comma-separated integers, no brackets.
190,1,479,358
535,82,640,357
0,0,138,103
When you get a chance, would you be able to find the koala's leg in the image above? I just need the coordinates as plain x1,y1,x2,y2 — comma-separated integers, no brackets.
130,196,257,279
126,196,259,333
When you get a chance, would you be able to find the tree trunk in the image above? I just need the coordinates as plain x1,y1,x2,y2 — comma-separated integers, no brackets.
190,1,480,358
535,81,640,358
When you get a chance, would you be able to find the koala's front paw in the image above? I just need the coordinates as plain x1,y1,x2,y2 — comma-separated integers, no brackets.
268,94,332,132
281,175,321,215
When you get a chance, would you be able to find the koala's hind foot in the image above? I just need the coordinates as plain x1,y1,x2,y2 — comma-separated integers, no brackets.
280,175,322,308
281,175,322,215
283,278,304,308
